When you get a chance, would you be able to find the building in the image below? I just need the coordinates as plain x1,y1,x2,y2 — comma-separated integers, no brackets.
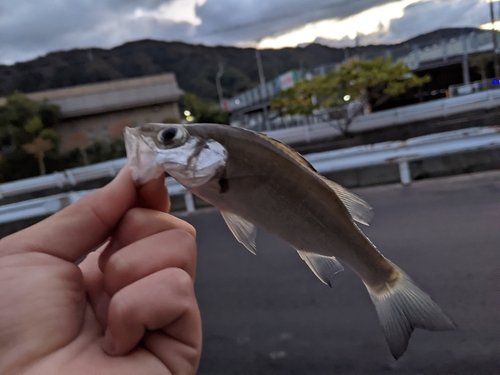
227,31,500,132
4,73,184,151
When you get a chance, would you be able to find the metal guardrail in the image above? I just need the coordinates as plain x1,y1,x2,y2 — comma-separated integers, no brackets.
0,181,190,224
0,90,497,201
0,127,498,224
0,158,126,199
264,90,500,144
449,78,500,97
228,32,497,112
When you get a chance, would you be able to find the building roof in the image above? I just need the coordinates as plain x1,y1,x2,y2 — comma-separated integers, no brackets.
1,73,184,118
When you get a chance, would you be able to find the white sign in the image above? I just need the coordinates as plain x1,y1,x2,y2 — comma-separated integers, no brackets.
278,71,296,91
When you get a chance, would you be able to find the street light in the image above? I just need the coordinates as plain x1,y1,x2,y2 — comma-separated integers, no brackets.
215,62,224,109
490,0,499,76
343,95,351,101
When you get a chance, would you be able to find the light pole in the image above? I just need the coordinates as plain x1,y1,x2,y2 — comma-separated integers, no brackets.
490,0,499,77
215,62,224,109
255,48,270,131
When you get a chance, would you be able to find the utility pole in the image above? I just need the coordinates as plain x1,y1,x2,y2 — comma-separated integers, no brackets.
255,49,270,131
215,62,224,109
490,0,500,77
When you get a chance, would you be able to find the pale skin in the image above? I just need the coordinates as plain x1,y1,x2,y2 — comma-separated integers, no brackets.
0,167,202,375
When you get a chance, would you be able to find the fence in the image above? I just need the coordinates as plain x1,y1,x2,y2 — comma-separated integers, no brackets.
0,126,498,224
263,89,500,144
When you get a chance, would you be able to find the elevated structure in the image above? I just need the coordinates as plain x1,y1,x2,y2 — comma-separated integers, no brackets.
24,74,183,118
227,31,500,132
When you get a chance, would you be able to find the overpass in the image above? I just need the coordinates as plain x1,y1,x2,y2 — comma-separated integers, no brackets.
227,31,500,132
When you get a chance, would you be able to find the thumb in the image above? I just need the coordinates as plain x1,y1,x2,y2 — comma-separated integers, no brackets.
0,167,137,262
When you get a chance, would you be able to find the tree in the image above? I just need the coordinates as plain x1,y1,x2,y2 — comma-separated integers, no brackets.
0,92,61,178
23,137,53,175
67,131,91,165
271,57,431,136
183,93,229,124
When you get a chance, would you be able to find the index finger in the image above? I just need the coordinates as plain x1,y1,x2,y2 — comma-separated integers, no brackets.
137,174,170,212
0,167,163,262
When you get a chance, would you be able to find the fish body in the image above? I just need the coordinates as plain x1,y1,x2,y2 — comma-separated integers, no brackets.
125,123,456,359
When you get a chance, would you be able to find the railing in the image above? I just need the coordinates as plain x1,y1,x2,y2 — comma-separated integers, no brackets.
0,159,127,199
262,89,500,143
227,32,498,112
0,126,498,224
449,78,500,97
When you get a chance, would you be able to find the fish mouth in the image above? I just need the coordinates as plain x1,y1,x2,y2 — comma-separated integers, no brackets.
124,127,165,184
124,126,228,188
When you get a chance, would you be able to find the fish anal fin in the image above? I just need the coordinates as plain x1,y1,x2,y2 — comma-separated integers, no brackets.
297,250,344,287
321,177,374,226
220,211,257,255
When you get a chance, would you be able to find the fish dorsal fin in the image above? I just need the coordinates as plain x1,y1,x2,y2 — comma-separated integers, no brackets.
297,250,344,287
256,133,317,172
220,211,257,255
256,133,373,225
320,177,374,226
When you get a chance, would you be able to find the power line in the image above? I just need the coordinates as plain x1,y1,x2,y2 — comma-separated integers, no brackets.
202,0,360,37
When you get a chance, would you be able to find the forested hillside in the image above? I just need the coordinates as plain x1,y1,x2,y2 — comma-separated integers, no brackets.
0,28,485,101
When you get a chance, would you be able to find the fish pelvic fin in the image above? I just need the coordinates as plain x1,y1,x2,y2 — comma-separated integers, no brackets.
365,262,457,359
220,211,257,255
297,250,343,287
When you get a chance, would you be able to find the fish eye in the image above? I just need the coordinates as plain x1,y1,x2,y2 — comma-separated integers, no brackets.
157,126,188,148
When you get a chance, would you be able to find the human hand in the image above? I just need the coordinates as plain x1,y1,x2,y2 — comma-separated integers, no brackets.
0,168,201,375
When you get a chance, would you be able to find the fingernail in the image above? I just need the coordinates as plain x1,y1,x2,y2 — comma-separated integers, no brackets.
102,329,116,355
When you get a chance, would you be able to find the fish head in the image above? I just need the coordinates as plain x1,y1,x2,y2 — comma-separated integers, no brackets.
124,123,227,187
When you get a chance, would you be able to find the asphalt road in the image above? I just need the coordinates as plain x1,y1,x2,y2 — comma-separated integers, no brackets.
185,171,500,375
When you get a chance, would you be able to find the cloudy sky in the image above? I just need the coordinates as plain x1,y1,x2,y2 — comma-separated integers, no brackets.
0,0,497,65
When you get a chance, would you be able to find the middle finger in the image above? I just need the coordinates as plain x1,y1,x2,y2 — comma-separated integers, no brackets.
102,230,197,296
98,207,196,272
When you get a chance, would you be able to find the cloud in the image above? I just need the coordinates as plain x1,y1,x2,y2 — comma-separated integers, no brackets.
192,0,396,45
0,0,188,64
0,0,491,65
315,0,493,47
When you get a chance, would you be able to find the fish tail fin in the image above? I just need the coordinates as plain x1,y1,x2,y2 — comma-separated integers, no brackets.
365,262,457,359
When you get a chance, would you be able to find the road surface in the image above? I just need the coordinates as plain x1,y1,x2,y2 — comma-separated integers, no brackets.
184,171,500,375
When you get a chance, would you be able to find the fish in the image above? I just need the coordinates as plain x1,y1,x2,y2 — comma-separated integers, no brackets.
124,122,457,359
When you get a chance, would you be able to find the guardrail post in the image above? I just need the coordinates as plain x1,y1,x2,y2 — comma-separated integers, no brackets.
398,161,411,185
66,170,77,186
184,193,196,213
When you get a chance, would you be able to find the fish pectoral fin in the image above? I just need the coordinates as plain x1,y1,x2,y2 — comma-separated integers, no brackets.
321,177,374,226
220,211,257,255
297,250,344,287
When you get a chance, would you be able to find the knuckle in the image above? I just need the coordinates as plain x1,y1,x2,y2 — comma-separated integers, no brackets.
182,222,197,239
166,268,194,299
180,346,202,373
110,292,136,322
168,229,197,261
107,251,133,279
122,208,150,230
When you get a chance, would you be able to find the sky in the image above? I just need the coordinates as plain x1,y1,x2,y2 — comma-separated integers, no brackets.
0,0,497,65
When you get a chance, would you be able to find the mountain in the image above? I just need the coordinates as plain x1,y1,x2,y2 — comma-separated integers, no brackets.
0,28,490,102
314,27,486,54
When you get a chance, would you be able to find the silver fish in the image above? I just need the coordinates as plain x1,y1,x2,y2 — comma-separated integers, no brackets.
124,123,457,359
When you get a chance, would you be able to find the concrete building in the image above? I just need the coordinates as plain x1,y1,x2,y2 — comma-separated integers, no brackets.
5,73,184,151
227,31,500,132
